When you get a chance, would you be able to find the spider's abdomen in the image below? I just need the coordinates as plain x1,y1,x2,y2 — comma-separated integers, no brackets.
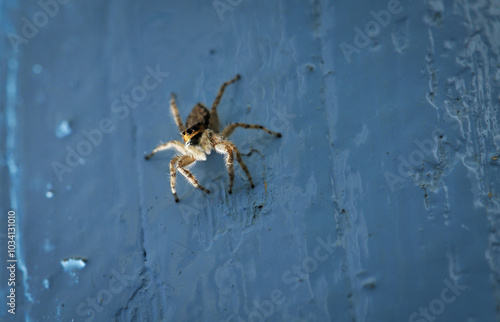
186,103,210,129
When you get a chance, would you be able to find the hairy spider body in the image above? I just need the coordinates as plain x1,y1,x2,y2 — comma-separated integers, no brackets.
145,74,281,202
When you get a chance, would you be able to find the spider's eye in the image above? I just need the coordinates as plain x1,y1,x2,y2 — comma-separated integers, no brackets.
181,131,185,135
186,129,192,135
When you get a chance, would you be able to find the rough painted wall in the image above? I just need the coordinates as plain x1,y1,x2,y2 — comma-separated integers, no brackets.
1,0,499,321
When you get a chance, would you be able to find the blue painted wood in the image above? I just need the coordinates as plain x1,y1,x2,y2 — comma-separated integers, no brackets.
1,0,499,321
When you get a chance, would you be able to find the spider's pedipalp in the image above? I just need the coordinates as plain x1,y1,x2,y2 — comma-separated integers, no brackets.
221,122,282,139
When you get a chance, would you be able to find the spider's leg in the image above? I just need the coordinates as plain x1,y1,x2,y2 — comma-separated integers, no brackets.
221,123,282,139
170,93,186,133
214,141,236,194
169,155,183,202
145,140,186,160
222,141,254,188
231,143,254,189
210,74,241,133
177,156,211,195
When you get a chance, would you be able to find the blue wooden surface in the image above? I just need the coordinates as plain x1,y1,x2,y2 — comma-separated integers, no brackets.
1,0,499,321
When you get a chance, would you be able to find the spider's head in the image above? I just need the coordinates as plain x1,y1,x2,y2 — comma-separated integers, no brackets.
182,123,205,146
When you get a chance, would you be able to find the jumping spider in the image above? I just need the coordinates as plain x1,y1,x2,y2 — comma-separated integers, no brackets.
145,74,281,202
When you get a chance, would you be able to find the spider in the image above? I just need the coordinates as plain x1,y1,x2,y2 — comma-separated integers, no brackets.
144,74,281,202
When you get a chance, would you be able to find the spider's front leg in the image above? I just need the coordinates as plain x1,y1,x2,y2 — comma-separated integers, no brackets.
145,140,186,160
170,93,186,133
170,155,210,202
214,140,254,194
